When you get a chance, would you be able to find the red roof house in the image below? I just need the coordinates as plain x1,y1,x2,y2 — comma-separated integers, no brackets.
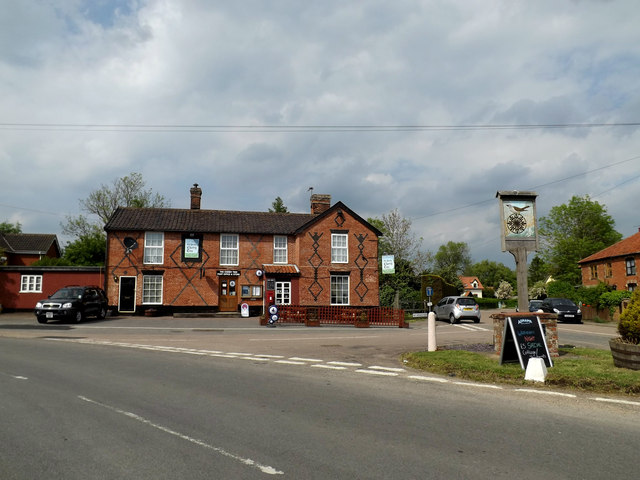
578,229,640,292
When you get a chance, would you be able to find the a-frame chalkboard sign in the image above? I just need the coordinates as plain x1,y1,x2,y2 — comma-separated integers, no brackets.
500,315,553,370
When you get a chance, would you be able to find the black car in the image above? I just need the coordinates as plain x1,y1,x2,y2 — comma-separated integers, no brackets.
540,297,582,323
528,299,544,312
35,286,108,324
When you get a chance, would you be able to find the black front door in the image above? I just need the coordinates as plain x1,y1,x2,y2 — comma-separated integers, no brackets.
119,277,136,313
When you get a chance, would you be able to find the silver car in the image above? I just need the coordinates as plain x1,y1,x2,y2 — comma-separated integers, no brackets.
434,296,481,324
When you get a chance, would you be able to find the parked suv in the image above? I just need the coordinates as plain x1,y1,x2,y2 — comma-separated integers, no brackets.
540,297,582,323
35,286,108,324
434,296,481,324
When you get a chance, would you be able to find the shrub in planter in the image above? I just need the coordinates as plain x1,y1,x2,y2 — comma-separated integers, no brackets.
610,290,640,370
618,290,640,344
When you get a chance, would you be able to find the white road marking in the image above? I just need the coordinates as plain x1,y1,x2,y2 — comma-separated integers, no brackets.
327,361,362,367
311,364,347,370
515,389,576,398
78,396,283,475
369,366,406,373
592,397,640,406
288,357,323,362
274,360,307,365
355,369,399,376
250,335,378,342
408,375,449,383
454,324,489,332
452,381,502,390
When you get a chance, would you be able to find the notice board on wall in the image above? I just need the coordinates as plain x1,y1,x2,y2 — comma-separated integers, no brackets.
500,316,553,370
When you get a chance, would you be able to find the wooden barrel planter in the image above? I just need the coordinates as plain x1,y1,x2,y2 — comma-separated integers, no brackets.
609,339,640,370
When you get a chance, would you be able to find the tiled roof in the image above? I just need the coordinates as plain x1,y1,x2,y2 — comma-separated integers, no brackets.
578,231,640,263
263,264,300,275
104,207,319,234
459,276,484,289
0,233,59,254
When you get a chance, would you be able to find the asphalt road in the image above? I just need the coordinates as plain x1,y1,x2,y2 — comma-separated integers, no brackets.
0,309,619,365
1,333,639,479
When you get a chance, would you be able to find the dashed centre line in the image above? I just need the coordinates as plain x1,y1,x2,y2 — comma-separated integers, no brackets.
45,338,639,409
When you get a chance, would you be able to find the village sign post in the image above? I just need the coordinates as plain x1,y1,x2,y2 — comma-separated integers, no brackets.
496,190,539,312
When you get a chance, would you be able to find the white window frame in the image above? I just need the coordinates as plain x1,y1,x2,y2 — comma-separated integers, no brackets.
20,274,42,293
144,232,164,264
331,233,348,263
273,235,288,264
275,281,291,305
331,275,349,305
220,234,239,266
142,275,163,304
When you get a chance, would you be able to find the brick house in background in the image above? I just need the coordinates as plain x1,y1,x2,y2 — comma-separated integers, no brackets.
578,228,640,292
0,233,60,266
0,233,104,311
103,186,382,316
459,276,484,297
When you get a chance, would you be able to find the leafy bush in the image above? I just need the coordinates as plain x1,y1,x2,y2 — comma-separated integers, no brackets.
618,290,640,344
546,280,577,301
599,290,632,317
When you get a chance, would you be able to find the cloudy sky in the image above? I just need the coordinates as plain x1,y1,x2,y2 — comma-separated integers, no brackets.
2,0,639,267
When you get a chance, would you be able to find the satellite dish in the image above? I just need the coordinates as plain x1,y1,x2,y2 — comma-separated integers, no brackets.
123,237,139,253
256,269,263,277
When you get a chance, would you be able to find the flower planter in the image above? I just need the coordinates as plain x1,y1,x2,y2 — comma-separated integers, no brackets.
306,319,320,327
609,338,640,370
354,321,370,328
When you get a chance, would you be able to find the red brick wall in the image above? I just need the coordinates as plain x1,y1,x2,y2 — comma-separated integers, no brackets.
295,211,379,306
581,255,639,290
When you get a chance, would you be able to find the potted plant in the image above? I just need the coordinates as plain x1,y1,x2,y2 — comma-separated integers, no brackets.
355,311,370,328
609,289,640,370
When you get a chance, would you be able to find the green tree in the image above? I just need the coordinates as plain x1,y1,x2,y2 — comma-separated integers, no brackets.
539,195,621,285
61,172,168,265
63,231,106,266
0,221,22,234
268,196,289,213
368,209,430,308
468,259,515,289
62,172,169,238
432,241,471,285
370,209,429,273
528,255,549,284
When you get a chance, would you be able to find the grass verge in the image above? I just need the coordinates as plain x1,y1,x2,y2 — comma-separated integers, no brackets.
401,346,640,395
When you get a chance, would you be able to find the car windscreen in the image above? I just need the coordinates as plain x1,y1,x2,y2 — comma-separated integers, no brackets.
552,299,576,307
50,288,83,299
456,298,477,306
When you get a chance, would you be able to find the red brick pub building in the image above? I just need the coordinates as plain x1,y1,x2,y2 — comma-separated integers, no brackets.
104,186,384,320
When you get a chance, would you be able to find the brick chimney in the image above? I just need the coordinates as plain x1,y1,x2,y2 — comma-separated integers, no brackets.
310,194,331,214
190,183,202,210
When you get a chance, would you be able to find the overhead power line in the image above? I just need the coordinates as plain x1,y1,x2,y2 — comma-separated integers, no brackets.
411,154,640,221
0,122,639,133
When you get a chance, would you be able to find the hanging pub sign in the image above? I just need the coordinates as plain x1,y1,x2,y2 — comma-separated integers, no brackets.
382,255,395,274
500,315,553,370
496,191,539,253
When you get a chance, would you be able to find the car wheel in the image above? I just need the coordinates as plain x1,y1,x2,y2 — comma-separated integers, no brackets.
37,316,47,324
74,311,83,323
97,306,107,320
449,314,457,324
474,318,480,323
